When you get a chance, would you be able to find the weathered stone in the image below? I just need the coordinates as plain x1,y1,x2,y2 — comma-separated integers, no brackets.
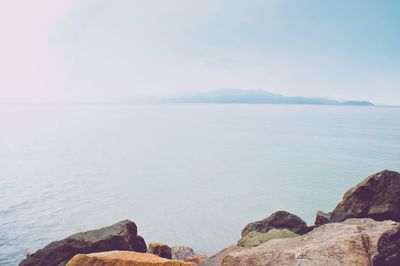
135,235,148,253
241,210,308,237
314,210,331,227
200,246,245,266
171,245,195,260
238,229,298,248
148,242,172,259
373,225,400,266
66,251,190,266
330,170,400,223
184,255,208,266
220,219,398,266
20,220,147,266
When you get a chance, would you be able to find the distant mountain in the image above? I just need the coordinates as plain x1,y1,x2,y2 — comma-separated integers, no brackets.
158,89,374,106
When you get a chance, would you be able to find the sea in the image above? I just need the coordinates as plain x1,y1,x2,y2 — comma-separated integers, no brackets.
0,104,399,265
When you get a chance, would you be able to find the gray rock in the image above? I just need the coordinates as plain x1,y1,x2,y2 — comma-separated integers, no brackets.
330,170,400,223
171,245,195,260
19,220,147,266
241,211,308,237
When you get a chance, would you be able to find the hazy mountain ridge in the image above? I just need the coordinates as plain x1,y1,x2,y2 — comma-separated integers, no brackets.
159,89,374,106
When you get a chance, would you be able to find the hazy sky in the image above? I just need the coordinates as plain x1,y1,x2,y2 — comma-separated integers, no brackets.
0,0,399,104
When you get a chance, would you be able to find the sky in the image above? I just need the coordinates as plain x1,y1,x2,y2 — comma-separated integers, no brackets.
0,0,399,104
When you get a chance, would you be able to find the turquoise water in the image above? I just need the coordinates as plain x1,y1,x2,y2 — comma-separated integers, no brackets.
0,104,399,265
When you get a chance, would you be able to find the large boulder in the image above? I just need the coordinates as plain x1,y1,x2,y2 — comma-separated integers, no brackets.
373,225,400,266
238,229,298,248
66,251,190,266
241,211,308,237
330,170,400,223
216,219,398,266
148,242,172,259
171,245,195,260
20,220,147,266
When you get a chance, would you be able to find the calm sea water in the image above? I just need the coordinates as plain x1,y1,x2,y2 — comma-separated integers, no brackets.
0,104,399,265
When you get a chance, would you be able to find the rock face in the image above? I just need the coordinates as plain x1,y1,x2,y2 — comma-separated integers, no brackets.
238,229,298,248
330,170,400,223
373,225,400,266
20,220,147,266
218,219,398,266
171,245,195,260
66,251,190,266
148,242,172,259
241,211,308,237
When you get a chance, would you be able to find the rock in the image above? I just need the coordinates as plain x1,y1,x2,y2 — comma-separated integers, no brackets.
135,235,148,253
172,245,195,260
241,210,308,237
148,242,172,259
20,220,147,266
220,219,398,266
66,250,190,266
184,255,209,266
314,210,331,227
373,225,400,266
238,229,298,248
330,170,400,223
307,225,315,232
200,246,245,266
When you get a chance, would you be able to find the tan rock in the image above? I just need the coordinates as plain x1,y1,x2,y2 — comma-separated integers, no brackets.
184,255,208,266
66,250,191,266
218,219,398,266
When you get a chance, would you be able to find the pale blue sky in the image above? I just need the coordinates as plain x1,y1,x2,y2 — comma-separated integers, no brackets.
0,0,399,104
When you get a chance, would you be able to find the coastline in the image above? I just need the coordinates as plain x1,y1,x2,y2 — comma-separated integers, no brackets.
20,170,400,266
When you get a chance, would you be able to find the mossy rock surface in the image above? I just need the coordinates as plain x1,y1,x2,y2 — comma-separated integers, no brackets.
238,229,298,248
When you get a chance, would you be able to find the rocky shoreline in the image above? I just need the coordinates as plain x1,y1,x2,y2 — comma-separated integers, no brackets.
20,170,400,266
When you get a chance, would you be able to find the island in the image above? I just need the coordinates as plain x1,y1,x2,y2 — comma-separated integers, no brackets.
157,89,374,106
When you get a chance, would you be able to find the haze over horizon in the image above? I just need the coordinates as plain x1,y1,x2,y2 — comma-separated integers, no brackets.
0,0,399,105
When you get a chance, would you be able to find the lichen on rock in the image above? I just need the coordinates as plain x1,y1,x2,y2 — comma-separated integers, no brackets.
238,229,298,248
